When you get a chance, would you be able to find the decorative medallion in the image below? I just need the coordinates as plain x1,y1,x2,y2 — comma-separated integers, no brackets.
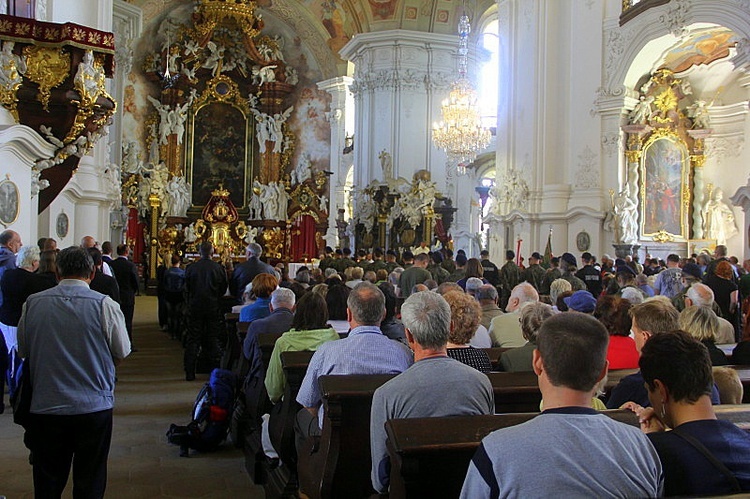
0,178,18,227
55,211,69,238
576,230,591,252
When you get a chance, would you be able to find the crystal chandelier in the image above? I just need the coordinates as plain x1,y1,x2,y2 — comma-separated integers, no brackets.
432,13,491,175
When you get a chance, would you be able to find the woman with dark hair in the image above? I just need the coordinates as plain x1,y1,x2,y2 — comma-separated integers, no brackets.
264,292,338,403
37,249,58,285
443,291,492,373
378,282,406,344
626,331,750,496
594,295,638,369
325,282,351,334
239,273,278,322
705,260,739,330
456,258,488,291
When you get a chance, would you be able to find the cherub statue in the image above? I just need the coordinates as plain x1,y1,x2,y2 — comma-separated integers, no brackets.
688,100,710,129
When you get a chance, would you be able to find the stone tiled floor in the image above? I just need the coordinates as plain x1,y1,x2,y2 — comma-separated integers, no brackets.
0,296,265,498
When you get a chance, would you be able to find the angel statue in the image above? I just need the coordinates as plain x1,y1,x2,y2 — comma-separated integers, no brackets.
688,100,711,129
629,95,654,125
166,176,191,217
613,186,638,244
292,154,312,185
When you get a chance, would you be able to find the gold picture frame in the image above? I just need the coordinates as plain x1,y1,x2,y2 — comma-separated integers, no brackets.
184,76,255,214
639,129,690,240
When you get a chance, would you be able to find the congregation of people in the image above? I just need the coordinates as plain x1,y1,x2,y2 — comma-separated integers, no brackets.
147,239,750,497
5,226,750,497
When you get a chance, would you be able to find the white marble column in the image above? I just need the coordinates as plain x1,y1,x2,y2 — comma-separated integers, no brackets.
0,125,56,239
339,30,457,193
318,76,353,248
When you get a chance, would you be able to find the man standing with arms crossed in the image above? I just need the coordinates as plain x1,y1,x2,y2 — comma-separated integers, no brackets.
18,246,130,497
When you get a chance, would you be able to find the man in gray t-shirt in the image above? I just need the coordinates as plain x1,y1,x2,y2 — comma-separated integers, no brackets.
653,254,684,299
461,313,662,498
370,292,494,494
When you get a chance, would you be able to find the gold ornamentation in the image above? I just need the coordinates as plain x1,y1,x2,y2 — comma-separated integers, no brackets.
652,230,675,243
22,45,70,110
194,219,207,238
235,221,247,241
314,170,326,191
626,133,642,150
625,150,641,163
195,0,261,43
0,58,22,121
63,52,116,151
654,88,678,113
261,226,284,259
148,192,161,208
280,127,295,171
211,184,230,198
690,154,706,168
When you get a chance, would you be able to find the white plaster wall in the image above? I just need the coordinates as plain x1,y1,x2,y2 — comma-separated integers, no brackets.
0,125,56,244
49,0,113,31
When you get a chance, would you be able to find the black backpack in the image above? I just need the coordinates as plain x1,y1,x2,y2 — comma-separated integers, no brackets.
167,368,237,456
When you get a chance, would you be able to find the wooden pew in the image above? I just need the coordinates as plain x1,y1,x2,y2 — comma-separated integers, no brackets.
297,374,396,499
288,367,639,497
262,350,316,498
239,329,280,485
384,405,750,499
220,313,241,371
480,347,510,371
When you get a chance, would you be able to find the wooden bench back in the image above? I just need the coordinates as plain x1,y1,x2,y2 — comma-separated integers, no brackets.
481,347,510,371
297,374,396,499
385,405,750,499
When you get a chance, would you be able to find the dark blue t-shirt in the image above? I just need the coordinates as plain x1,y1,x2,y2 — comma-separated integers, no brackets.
648,419,750,496
606,371,720,409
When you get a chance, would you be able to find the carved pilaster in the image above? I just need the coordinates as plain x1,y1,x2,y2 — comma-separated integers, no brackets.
148,192,160,284
688,129,711,239
622,124,651,206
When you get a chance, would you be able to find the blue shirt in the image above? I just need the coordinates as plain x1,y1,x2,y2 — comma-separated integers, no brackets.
239,296,272,322
296,325,413,428
649,419,750,496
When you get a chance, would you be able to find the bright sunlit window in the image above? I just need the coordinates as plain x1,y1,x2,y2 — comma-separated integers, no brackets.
478,19,498,129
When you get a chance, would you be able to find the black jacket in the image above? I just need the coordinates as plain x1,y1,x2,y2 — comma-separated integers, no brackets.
230,257,274,302
185,258,228,310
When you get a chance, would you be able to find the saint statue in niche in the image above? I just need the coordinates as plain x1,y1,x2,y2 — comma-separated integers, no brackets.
703,187,738,245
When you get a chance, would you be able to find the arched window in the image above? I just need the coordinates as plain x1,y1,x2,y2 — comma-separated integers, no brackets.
478,19,499,130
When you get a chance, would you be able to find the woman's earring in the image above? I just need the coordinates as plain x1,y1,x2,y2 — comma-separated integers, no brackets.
660,401,666,420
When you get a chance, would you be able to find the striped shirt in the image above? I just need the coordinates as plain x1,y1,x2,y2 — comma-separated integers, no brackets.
296,325,413,428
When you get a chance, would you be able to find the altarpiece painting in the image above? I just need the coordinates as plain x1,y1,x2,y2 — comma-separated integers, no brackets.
640,133,689,239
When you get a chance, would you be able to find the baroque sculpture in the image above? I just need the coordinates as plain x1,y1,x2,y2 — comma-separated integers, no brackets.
703,187,738,245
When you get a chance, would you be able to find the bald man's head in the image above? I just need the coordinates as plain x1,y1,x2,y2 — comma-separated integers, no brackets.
81,236,96,249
